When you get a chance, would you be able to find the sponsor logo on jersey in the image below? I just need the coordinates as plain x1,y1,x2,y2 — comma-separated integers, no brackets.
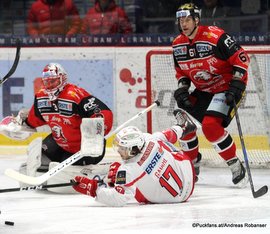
116,170,126,184
196,43,212,52
212,96,226,104
37,99,51,108
63,118,72,125
179,63,189,70
84,97,97,111
51,116,61,123
203,30,218,39
224,35,236,49
207,57,218,65
174,46,187,56
137,141,155,166
145,151,163,174
190,62,203,68
58,101,73,111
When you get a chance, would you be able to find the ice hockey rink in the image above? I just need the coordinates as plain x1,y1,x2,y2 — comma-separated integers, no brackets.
0,152,269,234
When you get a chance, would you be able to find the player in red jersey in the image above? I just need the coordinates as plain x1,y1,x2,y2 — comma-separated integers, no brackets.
17,63,113,167
172,3,249,187
72,110,196,206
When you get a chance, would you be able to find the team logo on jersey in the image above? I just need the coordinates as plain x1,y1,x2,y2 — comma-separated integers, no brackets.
196,43,212,52
193,70,212,81
84,97,97,111
174,46,187,56
115,185,125,194
51,124,67,143
116,170,126,184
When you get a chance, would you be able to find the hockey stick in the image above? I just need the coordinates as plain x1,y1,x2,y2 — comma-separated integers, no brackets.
5,101,160,185
234,102,268,198
0,180,78,193
0,39,21,85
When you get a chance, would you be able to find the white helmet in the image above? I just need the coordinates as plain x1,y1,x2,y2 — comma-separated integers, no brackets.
113,126,145,160
42,63,68,101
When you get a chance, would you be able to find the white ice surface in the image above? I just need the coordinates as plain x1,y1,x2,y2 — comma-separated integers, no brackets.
0,154,270,234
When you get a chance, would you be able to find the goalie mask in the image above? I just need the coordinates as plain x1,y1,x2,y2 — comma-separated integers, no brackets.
113,126,145,160
42,63,68,101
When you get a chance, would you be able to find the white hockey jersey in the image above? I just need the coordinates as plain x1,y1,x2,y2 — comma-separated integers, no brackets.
95,132,195,206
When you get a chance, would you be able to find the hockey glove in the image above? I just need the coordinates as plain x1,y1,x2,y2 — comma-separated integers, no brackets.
15,108,30,125
107,162,121,187
174,87,193,109
225,79,246,105
73,176,98,197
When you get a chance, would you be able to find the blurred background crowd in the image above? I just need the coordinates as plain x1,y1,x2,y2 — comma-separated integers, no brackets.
0,0,269,38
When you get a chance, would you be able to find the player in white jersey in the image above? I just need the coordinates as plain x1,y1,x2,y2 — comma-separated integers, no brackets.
72,109,197,206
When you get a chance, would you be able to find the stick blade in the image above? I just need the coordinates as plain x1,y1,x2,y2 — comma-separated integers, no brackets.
5,168,45,185
253,185,268,198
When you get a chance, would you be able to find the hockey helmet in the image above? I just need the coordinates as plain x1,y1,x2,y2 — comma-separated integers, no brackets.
42,63,68,101
176,3,201,20
113,126,145,160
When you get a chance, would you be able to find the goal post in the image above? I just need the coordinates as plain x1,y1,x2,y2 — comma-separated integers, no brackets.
146,47,270,168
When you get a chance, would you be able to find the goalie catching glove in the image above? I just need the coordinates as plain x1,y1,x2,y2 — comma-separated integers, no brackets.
73,176,98,197
0,109,35,140
15,108,30,125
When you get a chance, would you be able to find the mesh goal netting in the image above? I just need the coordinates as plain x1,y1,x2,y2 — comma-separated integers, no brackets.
146,48,270,168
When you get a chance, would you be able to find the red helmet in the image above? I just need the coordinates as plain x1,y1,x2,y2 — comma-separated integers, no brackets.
42,63,68,101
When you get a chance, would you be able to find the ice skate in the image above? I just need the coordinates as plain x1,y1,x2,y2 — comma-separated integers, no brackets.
227,157,248,188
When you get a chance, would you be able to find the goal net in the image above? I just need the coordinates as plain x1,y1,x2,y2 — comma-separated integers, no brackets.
146,48,270,168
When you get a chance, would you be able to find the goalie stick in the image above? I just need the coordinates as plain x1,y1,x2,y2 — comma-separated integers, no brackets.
0,39,21,85
234,102,268,198
0,180,78,193
5,101,160,185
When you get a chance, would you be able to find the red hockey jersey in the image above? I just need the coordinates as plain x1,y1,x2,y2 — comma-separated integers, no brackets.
26,83,113,153
172,25,249,93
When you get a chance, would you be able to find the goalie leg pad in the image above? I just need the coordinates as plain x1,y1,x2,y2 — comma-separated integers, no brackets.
17,137,43,187
26,137,43,176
